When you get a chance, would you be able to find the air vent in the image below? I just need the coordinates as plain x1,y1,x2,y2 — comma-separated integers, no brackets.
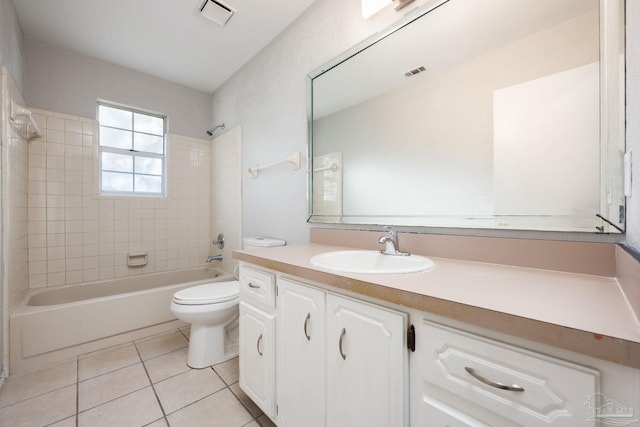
404,66,426,77
199,0,235,26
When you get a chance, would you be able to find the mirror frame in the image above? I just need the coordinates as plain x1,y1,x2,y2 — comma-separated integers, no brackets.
307,0,626,233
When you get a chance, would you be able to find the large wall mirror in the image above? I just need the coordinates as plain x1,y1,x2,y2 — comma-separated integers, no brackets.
308,0,626,233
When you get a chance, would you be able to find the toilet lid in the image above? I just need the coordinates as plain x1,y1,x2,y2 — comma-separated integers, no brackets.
172,280,239,305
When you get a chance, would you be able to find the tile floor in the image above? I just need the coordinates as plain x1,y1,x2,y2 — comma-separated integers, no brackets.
0,329,276,427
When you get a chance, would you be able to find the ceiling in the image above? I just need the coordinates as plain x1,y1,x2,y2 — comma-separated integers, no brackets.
12,0,316,94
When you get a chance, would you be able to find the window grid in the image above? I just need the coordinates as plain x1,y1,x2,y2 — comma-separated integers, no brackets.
98,103,167,196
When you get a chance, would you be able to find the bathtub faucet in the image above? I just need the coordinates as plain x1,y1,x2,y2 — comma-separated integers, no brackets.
206,255,223,263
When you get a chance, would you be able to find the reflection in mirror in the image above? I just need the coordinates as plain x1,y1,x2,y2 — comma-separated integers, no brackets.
308,0,625,233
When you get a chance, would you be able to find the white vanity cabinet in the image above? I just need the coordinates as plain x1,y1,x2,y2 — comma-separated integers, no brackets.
238,266,276,419
276,278,326,427
413,321,600,426
276,277,409,427
325,292,408,427
239,262,638,427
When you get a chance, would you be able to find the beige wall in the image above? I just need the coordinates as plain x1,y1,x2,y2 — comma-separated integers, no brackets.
26,108,212,288
0,0,23,93
24,40,212,140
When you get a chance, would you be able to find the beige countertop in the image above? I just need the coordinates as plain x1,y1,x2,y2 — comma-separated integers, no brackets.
234,243,640,369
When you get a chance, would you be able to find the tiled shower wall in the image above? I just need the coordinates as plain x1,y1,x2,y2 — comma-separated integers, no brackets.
27,108,211,289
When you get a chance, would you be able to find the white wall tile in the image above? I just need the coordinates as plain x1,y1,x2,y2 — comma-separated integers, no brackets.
47,272,66,286
25,109,212,287
66,270,84,284
83,269,99,282
65,119,83,134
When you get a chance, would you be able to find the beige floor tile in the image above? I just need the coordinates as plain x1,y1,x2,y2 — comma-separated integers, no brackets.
155,367,226,414
79,343,140,380
78,362,150,411
213,356,239,385
0,384,76,427
242,422,260,427
136,331,188,360
229,382,262,418
145,418,169,427
0,360,76,408
143,347,190,383
167,388,253,427
78,386,163,427
256,414,277,427
49,416,76,427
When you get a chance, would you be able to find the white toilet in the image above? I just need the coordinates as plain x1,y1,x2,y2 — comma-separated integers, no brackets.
170,280,240,368
170,236,285,368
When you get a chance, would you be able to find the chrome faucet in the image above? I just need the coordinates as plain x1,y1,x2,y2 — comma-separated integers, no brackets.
378,226,409,256
206,255,223,263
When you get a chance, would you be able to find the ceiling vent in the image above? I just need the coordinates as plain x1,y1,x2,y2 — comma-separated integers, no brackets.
404,66,426,77
199,0,235,26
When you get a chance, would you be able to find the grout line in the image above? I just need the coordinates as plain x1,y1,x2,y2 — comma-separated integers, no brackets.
42,415,76,427
160,385,228,417
0,370,77,411
134,342,169,424
4,329,257,427
138,345,188,367
177,328,190,341
211,364,263,425
77,360,142,384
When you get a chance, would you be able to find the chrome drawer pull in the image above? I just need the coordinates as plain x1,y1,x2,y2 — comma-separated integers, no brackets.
304,313,311,341
248,281,260,289
338,328,347,360
257,334,263,356
465,367,525,392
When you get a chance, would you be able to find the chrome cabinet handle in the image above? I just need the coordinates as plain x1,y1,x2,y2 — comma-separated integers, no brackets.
465,367,524,392
257,334,263,356
338,328,346,360
248,281,260,289
303,313,311,341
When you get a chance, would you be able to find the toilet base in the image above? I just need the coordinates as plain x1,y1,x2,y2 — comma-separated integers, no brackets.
187,321,238,368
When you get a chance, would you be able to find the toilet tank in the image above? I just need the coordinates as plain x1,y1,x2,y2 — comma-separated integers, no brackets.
242,237,286,249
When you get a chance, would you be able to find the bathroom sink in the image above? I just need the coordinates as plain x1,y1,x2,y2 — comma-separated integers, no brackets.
310,250,434,275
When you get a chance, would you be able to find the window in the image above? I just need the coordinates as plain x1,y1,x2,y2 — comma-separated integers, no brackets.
98,103,166,195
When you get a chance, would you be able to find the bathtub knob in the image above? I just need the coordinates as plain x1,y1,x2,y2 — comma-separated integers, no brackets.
214,233,225,249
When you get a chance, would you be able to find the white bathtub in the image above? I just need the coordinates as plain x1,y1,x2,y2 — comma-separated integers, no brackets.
10,266,234,374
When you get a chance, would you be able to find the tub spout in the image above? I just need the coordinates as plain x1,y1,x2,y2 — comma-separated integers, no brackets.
207,255,223,263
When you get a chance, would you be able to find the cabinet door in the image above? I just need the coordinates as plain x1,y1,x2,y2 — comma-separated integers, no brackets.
239,302,275,418
277,279,326,427
326,294,408,427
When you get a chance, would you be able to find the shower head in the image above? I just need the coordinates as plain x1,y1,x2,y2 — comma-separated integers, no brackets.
206,123,225,137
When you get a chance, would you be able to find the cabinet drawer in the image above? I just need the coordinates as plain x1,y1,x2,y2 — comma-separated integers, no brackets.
419,321,599,427
239,265,275,310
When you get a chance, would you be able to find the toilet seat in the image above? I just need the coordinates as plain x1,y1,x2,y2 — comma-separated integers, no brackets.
172,280,239,305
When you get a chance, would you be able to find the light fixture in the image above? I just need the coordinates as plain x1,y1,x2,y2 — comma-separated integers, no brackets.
361,0,391,19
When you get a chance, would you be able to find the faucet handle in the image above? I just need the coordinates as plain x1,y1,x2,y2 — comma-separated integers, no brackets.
383,226,396,237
